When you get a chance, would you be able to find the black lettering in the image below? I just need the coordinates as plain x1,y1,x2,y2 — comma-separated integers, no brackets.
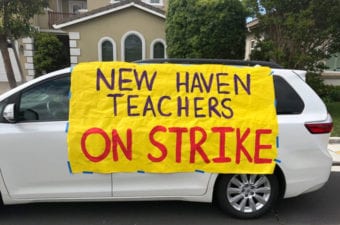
107,93,124,116
97,68,115,91
234,74,251,95
177,96,189,116
221,98,234,119
176,72,189,93
143,96,156,116
127,95,140,116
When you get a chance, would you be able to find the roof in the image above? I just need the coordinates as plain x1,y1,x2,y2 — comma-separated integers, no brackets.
53,0,165,29
246,18,259,30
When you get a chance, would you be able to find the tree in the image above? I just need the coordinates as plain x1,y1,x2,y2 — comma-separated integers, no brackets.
0,0,48,88
166,0,247,59
245,0,340,70
33,33,70,77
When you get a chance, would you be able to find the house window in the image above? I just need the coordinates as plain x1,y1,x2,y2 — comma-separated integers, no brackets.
98,37,116,61
153,42,165,59
150,39,166,59
325,53,340,71
102,41,113,61
69,1,87,13
124,34,142,62
142,0,163,6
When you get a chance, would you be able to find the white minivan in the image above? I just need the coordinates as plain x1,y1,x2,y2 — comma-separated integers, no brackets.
0,60,333,218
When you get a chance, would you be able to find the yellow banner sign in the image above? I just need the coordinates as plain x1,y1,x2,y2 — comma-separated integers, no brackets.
68,62,278,174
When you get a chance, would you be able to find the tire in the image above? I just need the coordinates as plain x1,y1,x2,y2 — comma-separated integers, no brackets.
215,174,279,219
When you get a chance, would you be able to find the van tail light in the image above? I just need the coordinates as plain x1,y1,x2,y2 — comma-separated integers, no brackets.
305,122,333,134
305,114,333,134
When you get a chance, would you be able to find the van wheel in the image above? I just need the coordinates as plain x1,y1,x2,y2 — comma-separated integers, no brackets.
215,174,279,219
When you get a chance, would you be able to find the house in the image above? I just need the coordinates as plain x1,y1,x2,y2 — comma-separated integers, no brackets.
17,0,167,81
244,19,259,61
53,0,167,65
11,0,340,86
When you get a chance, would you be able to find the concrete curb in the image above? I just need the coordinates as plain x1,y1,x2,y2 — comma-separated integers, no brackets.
328,139,340,164
329,137,340,144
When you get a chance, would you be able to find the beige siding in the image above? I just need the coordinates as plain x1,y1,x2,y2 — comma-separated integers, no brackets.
33,9,49,29
18,39,28,79
48,0,59,11
62,7,165,62
62,0,69,12
88,0,109,11
245,33,256,60
163,0,168,11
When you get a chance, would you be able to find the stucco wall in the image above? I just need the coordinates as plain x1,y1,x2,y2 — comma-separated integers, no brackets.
88,0,168,11
245,33,256,60
48,0,59,11
62,0,69,12
61,7,165,62
88,0,109,11
322,72,340,86
34,9,50,29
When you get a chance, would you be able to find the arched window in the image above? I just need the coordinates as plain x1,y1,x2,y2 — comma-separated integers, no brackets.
153,42,165,59
150,39,166,59
102,40,113,61
98,37,116,61
124,34,142,62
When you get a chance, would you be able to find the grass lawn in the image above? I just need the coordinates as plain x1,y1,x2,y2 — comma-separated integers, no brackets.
326,102,340,137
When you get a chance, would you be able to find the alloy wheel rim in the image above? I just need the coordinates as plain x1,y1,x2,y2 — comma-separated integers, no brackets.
226,174,271,213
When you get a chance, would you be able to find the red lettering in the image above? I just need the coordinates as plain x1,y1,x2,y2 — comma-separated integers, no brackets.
254,129,273,164
81,128,110,162
80,126,275,168
236,128,253,164
112,129,132,161
148,126,168,162
190,127,210,163
169,127,188,163
211,127,234,163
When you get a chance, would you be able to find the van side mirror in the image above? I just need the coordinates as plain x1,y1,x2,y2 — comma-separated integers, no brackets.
3,103,16,122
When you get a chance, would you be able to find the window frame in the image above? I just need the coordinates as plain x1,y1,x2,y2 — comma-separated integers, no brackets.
273,75,305,115
142,0,164,6
121,31,145,62
98,37,116,61
68,0,87,13
150,39,166,59
17,73,71,123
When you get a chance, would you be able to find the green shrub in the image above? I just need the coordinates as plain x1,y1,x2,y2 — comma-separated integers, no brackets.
331,86,340,102
306,72,339,102
33,33,70,77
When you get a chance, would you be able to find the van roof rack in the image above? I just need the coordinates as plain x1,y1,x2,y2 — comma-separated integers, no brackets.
135,58,282,69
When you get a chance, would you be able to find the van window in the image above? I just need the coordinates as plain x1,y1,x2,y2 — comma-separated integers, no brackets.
274,76,304,115
19,75,70,122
